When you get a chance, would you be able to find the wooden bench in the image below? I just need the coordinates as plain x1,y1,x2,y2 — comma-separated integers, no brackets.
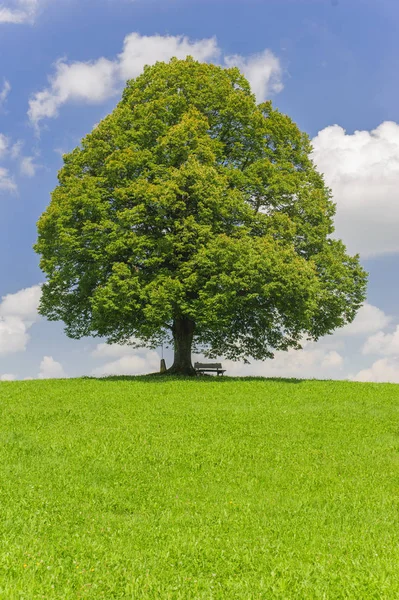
194,362,226,376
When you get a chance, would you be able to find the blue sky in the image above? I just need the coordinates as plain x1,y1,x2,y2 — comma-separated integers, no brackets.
1,0,399,381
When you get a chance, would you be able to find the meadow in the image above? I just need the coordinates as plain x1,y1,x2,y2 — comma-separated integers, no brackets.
1,376,399,599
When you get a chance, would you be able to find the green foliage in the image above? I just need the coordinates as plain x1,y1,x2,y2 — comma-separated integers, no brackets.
36,57,367,361
1,377,399,598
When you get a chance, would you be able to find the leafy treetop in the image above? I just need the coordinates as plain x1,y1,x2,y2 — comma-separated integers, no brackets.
35,57,367,373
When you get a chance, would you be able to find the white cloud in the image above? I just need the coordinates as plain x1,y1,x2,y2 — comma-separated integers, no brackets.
0,136,38,186
0,166,16,192
224,49,283,102
28,32,282,127
321,350,343,368
0,134,18,192
0,373,16,381
362,326,399,357
92,348,160,376
0,80,10,106
38,355,66,379
10,140,22,159
203,341,344,379
0,0,38,24
28,57,117,124
0,284,42,322
0,317,29,355
0,133,8,157
312,121,399,257
0,284,41,355
117,32,220,81
3,139,39,176
92,342,138,359
336,303,392,336
349,305,399,382
353,358,399,384
20,155,38,177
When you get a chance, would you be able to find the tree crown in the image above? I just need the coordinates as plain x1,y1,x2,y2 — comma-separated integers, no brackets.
36,57,367,361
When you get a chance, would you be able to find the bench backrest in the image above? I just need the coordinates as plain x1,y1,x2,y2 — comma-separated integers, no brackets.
194,362,222,369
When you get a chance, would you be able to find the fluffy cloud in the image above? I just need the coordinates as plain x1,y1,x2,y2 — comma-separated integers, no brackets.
362,326,399,357
0,135,39,187
92,342,139,359
0,134,18,191
20,155,38,177
10,140,22,158
0,166,16,191
28,57,117,124
336,303,392,336
38,355,66,379
0,0,38,24
0,373,16,381
350,305,399,382
0,284,42,322
224,49,283,102
117,32,220,82
353,358,399,384
0,80,10,106
312,121,399,258
0,284,41,355
92,344,160,376
28,32,283,127
0,316,30,355
0,133,8,157
202,341,344,379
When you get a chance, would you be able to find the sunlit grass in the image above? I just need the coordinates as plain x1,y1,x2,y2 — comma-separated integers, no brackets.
1,376,399,598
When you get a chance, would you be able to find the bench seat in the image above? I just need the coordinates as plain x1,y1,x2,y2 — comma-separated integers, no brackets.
194,362,226,376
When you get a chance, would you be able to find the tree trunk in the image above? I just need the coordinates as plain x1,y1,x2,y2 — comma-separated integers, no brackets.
166,317,196,376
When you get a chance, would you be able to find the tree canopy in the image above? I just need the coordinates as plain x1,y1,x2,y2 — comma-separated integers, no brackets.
35,57,367,374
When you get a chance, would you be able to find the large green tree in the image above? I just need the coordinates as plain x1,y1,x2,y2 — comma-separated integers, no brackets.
35,57,367,375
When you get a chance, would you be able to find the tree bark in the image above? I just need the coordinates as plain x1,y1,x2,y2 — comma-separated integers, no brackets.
166,317,196,375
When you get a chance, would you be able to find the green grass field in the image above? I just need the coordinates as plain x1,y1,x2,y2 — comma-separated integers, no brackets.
1,376,399,599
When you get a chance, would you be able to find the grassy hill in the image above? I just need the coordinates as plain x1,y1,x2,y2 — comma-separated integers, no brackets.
1,376,399,599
